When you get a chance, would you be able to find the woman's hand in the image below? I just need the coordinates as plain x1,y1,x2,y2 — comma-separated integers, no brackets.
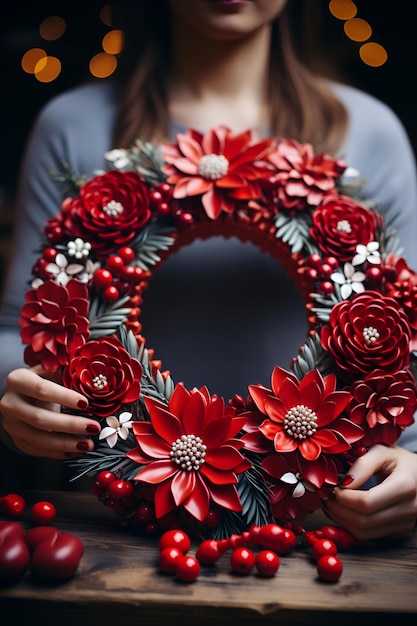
0,365,100,459
323,444,417,541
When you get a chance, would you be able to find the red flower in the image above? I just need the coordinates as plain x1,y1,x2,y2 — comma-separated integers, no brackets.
127,384,251,522
321,291,411,380
61,170,151,259
348,369,416,447
62,336,142,418
310,194,380,263
248,366,361,465
384,254,417,350
162,126,273,220
266,139,346,213
19,279,90,371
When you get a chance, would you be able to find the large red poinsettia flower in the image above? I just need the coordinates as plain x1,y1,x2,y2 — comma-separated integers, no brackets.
321,290,411,381
127,383,251,522
59,170,151,259
162,126,273,220
248,366,362,464
309,194,380,263
348,369,416,447
19,278,90,371
62,336,142,418
265,139,346,214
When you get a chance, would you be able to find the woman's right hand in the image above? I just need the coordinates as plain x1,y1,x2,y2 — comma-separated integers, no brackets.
0,365,100,459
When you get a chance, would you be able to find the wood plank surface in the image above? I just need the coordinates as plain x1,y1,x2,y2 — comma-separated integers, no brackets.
1,490,416,625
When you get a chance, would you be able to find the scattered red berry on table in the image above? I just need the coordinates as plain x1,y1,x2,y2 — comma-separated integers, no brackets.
2,494,26,518
159,546,183,574
195,539,223,565
31,501,57,525
255,550,280,577
312,538,338,561
230,546,256,575
316,554,343,582
159,529,191,555
175,554,201,582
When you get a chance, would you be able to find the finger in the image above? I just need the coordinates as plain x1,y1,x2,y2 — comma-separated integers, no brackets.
6,367,89,412
13,425,95,459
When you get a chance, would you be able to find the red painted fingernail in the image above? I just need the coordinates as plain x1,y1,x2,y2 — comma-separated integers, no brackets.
340,474,354,486
76,440,89,451
77,399,88,409
86,423,100,434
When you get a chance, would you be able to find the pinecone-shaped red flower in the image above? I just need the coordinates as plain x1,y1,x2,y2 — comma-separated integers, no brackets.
62,336,142,418
61,170,151,259
266,138,346,213
384,254,417,350
162,126,273,220
310,194,380,263
19,279,90,371
127,383,251,522
348,369,416,447
321,290,411,381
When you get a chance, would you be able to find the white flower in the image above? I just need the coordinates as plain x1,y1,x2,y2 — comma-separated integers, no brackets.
46,253,85,286
105,148,131,169
74,259,101,284
99,411,133,448
280,472,315,498
352,241,381,266
331,262,366,299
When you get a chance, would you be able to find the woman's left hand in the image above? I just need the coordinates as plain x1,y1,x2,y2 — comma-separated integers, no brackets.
323,444,417,541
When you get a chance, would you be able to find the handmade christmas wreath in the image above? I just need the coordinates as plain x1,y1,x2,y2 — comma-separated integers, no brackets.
19,126,417,539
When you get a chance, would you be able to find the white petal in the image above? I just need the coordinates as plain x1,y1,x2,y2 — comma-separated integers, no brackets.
343,263,354,279
367,241,380,252
106,415,120,428
331,272,346,285
351,271,366,282
351,253,365,266
352,282,365,293
106,433,118,448
119,411,133,425
341,283,353,299
55,253,68,269
280,472,298,485
293,482,306,498
118,426,130,440
99,426,116,440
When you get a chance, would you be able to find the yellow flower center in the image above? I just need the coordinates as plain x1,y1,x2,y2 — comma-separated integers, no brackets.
284,405,318,440
198,154,229,180
170,434,207,471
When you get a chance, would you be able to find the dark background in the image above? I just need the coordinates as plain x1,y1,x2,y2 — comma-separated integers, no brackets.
0,1,416,491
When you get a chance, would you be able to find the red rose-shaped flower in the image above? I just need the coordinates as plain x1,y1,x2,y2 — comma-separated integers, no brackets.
348,369,416,447
384,254,417,350
310,194,380,262
248,367,361,467
321,290,411,381
19,279,90,371
62,336,142,418
127,383,251,522
61,170,151,259
266,139,346,213
162,126,273,220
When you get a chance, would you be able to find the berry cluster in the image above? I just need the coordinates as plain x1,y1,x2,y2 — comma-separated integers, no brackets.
157,522,355,583
0,493,84,585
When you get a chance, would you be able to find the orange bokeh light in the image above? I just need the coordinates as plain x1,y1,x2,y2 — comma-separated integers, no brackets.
34,56,62,82
89,52,117,78
39,16,66,41
21,48,47,74
359,42,388,67
329,0,357,21
102,30,123,55
344,18,372,42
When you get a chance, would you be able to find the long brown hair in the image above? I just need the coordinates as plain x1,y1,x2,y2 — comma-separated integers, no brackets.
111,0,348,155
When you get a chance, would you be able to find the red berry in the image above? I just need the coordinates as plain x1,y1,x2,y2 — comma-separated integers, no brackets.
106,255,125,274
334,527,356,550
159,547,182,574
312,538,338,561
195,539,223,565
43,247,58,262
93,268,113,289
106,479,135,501
118,246,135,264
3,494,26,518
175,555,200,582
102,285,120,301
91,470,116,496
316,554,343,582
134,502,155,527
159,529,191,555
230,546,255,575
31,501,57,525
255,550,280,577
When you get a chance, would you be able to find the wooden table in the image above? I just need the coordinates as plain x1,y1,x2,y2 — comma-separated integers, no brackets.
1,490,416,625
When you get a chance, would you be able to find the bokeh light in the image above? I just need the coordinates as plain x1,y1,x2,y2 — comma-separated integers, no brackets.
359,42,388,67
34,56,62,83
39,16,66,41
100,4,113,27
89,52,117,78
21,48,47,74
344,18,372,42
102,30,123,55
329,0,357,20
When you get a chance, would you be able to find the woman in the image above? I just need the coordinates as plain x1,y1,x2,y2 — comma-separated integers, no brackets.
1,0,416,540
